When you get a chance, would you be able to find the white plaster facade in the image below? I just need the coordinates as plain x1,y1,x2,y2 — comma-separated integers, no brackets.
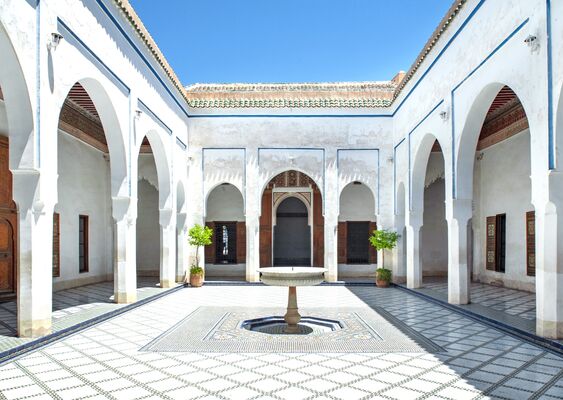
0,0,562,339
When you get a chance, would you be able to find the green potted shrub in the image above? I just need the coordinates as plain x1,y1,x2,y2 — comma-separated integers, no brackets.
369,229,400,288
187,224,213,287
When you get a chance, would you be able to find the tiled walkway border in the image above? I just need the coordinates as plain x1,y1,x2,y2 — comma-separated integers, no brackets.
394,284,563,356
0,285,185,366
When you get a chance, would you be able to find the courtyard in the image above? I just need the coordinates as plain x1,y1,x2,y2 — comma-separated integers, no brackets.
0,284,562,399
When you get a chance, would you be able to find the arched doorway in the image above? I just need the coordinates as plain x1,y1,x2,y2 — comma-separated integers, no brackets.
260,170,323,268
421,141,447,285
274,197,310,266
136,137,160,286
205,183,245,279
338,181,377,279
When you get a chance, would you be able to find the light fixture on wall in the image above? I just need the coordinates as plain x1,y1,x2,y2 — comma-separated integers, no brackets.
439,110,449,121
47,32,63,51
134,110,142,119
288,155,295,166
524,34,539,53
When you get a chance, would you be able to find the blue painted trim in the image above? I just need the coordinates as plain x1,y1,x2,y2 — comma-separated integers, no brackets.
189,114,392,119
546,0,554,169
176,137,187,150
138,99,172,136
406,100,444,210
393,0,487,115
336,148,380,215
35,0,41,168
393,138,406,214
94,0,189,118
450,18,529,197
0,285,185,367
57,18,130,93
201,148,247,214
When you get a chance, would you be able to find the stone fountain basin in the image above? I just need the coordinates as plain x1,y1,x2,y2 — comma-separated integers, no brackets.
257,267,327,287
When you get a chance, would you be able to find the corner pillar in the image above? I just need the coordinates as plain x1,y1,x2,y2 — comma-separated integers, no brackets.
176,213,188,282
406,211,423,289
159,208,176,288
535,171,563,338
446,199,472,305
14,171,54,337
112,196,137,304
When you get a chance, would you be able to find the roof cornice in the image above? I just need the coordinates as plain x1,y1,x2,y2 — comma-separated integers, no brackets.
112,0,189,104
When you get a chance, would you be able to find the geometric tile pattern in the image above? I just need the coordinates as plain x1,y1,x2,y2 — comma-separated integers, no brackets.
423,280,537,320
0,278,175,353
141,306,444,353
0,285,562,400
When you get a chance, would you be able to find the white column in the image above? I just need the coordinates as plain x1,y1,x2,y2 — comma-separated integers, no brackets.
13,171,54,337
112,196,137,304
159,207,176,288
246,216,260,282
245,148,260,282
406,211,423,289
324,151,338,282
535,171,563,339
176,213,187,282
446,198,472,305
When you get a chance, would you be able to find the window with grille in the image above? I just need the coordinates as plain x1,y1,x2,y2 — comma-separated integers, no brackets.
53,213,60,277
79,215,89,273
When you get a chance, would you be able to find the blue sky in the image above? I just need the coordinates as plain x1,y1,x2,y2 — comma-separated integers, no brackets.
129,0,453,86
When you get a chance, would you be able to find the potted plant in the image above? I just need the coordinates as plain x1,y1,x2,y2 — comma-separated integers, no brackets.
186,224,213,287
369,229,400,288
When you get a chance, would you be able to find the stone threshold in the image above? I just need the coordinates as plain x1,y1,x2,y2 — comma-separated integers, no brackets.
0,284,185,367
201,280,377,286
394,284,563,357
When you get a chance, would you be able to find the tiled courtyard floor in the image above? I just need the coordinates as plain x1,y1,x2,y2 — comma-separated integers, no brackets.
401,278,543,338
0,278,179,353
1,285,562,399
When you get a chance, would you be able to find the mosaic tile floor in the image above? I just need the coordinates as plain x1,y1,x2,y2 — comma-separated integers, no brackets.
422,279,537,321
1,285,562,399
0,278,178,352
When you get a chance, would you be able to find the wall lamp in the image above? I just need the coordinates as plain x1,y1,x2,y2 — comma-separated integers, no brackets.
439,110,449,121
524,34,539,53
134,110,142,120
47,32,63,51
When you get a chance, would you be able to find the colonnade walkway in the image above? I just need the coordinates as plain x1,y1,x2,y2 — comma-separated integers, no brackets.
0,278,180,354
398,278,563,345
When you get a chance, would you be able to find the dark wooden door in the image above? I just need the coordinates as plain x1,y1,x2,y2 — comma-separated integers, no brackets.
0,136,16,301
347,222,370,264
0,218,14,296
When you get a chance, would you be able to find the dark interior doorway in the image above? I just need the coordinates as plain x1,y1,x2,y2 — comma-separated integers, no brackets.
347,222,370,264
274,197,310,266
215,222,237,264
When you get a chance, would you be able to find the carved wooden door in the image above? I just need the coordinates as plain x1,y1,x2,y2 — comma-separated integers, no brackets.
0,218,14,295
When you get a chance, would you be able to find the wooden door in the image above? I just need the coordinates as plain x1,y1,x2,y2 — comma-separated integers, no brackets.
0,218,14,295
0,136,16,301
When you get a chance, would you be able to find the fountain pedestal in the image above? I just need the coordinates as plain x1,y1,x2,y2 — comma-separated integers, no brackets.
285,287,301,333
257,267,327,334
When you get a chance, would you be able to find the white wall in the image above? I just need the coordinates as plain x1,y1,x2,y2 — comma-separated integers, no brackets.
54,131,112,290
137,178,160,276
206,184,244,222
473,130,534,291
339,183,376,222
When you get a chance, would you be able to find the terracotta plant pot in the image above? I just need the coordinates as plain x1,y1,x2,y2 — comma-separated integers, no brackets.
376,279,390,288
190,273,204,287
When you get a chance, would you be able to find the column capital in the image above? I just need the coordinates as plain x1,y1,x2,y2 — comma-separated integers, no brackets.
446,198,472,223
406,210,423,229
159,207,174,227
